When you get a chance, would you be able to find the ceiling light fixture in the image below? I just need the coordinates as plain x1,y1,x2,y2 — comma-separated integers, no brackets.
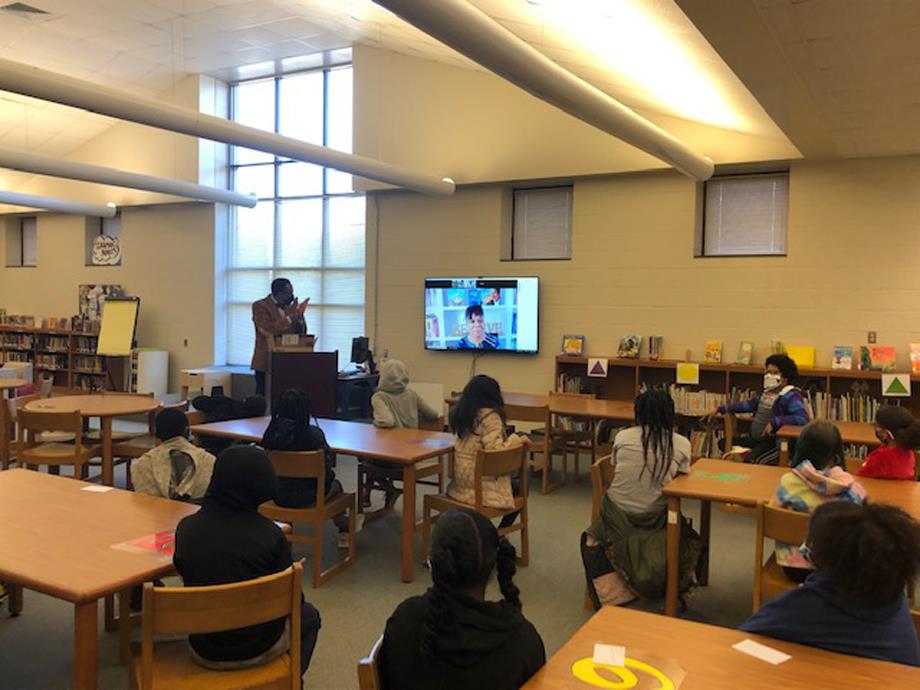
0,189,116,216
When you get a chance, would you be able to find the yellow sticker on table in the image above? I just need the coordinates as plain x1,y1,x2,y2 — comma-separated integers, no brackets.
571,657,676,690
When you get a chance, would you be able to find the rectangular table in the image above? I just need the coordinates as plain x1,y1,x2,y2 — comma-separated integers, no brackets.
0,469,198,689
662,457,920,615
522,606,920,689
776,420,879,465
189,416,455,583
448,391,636,421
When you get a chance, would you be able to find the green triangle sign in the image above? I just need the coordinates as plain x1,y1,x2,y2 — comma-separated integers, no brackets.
884,376,909,395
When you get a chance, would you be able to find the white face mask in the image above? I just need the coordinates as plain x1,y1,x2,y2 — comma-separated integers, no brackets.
763,373,782,390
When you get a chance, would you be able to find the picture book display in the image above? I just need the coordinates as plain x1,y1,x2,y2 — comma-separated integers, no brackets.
911,343,920,374
561,335,585,356
703,340,723,363
785,345,815,369
617,335,642,359
735,342,753,365
110,530,175,559
832,346,854,370
859,345,896,372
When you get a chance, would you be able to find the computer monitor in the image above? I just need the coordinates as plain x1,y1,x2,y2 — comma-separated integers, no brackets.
351,336,369,364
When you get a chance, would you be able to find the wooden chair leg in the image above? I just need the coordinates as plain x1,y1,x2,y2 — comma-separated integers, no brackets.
312,534,323,589
8,583,23,616
518,506,529,567
125,458,133,491
437,455,445,493
104,594,116,632
357,463,366,514
422,498,433,561
583,586,594,611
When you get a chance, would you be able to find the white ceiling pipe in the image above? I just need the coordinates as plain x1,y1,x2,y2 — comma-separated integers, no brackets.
0,147,257,208
375,0,714,181
0,190,116,217
0,58,455,196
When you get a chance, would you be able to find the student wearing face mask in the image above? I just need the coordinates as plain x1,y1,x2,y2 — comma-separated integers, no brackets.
705,354,810,465
856,405,920,480
251,278,310,396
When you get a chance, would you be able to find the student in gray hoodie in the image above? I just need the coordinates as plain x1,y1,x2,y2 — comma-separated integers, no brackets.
366,359,441,511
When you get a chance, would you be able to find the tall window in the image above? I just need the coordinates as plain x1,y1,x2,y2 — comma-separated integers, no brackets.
226,66,365,366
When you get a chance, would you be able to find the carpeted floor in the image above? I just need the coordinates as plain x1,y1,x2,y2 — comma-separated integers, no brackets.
0,456,759,690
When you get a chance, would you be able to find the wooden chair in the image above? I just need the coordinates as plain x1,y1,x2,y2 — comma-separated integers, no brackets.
259,451,357,587
752,504,811,612
422,445,529,566
17,409,101,477
507,402,566,495
585,454,615,610
131,563,303,690
111,401,191,489
357,635,384,690
547,391,596,482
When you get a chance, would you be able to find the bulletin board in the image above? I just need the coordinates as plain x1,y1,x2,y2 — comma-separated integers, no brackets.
96,297,140,356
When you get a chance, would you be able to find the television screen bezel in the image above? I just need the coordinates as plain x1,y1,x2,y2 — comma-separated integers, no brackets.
423,275,540,354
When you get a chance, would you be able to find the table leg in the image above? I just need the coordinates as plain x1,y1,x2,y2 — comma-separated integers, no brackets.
9,583,23,615
401,464,417,583
665,496,681,616
74,599,98,690
104,594,116,631
118,588,131,664
101,417,113,486
699,500,712,586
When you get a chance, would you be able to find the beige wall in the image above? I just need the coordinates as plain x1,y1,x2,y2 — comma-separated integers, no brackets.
0,203,216,391
369,156,920,395
354,45,801,190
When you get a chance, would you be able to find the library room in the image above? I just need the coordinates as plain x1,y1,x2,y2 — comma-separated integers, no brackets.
0,1,918,689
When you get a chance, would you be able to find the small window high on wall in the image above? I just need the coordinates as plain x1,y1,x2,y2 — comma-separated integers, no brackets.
700,173,789,256
511,186,573,260
5,216,37,267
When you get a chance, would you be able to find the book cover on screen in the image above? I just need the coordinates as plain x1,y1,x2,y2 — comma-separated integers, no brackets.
617,335,642,359
832,346,854,370
703,340,723,363
910,344,920,375
735,342,754,365
860,345,897,372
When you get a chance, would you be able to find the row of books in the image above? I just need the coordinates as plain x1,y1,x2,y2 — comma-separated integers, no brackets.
805,392,882,423
38,336,69,352
35,354,67,370
558,373,590,394
73,373,106,391
3,352,30,363
73,355,105,373
1,334,34,349
75,336,99,353
0,314,101,332
668,385,728,416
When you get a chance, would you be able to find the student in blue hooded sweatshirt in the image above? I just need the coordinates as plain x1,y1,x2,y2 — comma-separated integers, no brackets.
742,500,920,666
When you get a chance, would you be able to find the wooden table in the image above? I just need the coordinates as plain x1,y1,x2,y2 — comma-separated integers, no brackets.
447,392,635,422
25,394,160,485
522,606,920,689
662,457,920,616
189,416,455,583
776,420,879,465
0,469,198,690
0,377,27,397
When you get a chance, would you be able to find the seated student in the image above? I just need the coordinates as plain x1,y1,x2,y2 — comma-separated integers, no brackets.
378,508,545,690
742,501,920,666
857,405,920,479
131,407,215,502
582,389,701,607
770,419,866,583
173,445,321,679
191,392,266,456
708,354,809,464
447,375,527,527
260,389,351,548
365,359,442,510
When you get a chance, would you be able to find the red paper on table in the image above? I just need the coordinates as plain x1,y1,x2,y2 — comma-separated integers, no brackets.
111,530,175,558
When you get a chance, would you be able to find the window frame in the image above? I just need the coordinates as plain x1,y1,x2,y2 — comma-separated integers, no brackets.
508,184,574,262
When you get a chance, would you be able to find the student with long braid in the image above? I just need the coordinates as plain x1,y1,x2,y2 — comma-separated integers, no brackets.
378,508,545,690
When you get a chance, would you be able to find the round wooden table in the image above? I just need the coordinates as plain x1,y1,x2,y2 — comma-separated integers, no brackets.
0,378,27,398
25,394,160,486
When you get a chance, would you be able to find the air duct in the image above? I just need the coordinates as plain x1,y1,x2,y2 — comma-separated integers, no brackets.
0,146,257,207
374,0,714,181
0,57,455,196
0,189,116,217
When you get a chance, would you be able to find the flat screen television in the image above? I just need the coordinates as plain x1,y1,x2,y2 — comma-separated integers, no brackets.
424,277,539,353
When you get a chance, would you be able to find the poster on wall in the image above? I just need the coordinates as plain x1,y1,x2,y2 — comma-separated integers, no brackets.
79,284,124,322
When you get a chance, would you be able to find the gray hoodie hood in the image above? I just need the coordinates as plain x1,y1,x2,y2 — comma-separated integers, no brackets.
379,359,409,394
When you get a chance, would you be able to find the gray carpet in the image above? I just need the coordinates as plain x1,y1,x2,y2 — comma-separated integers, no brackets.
0,457,758,689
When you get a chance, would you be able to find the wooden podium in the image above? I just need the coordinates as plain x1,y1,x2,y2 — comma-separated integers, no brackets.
268,335,338,417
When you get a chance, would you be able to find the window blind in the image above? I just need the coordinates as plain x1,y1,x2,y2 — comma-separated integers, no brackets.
512,186,573,260
703,174,788,256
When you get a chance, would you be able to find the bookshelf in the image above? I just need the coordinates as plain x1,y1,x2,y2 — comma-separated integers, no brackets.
0,325,111,392
555,355,920,423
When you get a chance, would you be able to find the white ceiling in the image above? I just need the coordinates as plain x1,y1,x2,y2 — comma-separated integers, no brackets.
0,0,793,167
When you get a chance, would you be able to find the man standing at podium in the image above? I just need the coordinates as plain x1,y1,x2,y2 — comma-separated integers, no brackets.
251,278,309,396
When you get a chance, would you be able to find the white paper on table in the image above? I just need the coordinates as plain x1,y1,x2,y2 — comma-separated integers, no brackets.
593,643,626,667
732,639,791,665
81,485,114,493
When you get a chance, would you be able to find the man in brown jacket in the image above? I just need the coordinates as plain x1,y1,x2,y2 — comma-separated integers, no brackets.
251,277,308,395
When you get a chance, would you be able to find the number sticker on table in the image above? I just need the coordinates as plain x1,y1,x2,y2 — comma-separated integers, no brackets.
571,656,678,689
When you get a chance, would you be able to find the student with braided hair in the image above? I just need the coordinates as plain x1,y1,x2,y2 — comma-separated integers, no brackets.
378,508,545,690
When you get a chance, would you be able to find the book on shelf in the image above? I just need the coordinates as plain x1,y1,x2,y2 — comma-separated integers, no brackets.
786,345,816,369
735,342,754,365
557,373,589,394
832,346,854,370
617,335,641,359
648,336,663,361
910,343,920,375
859,345,896,372
703,340,723,364
770,339,785,355
668,384,727,416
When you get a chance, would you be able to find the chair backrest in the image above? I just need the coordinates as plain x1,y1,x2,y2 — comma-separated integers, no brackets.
419,416,444,432
761,504,811,545
505,403,550,425
590,454,615,522
473,445,528,509
357,635,384,690
267,450,327,505
17,408,86,463
185,410,207,427
140,563,303,690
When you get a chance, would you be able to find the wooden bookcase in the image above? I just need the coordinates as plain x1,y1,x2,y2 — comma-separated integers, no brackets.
555,355,920,421
0,325,111,392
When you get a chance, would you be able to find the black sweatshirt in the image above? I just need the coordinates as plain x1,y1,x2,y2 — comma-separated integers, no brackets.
379,591,545,690
260,417,336,508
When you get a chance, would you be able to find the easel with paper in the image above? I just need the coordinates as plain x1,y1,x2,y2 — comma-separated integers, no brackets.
96,297,140,390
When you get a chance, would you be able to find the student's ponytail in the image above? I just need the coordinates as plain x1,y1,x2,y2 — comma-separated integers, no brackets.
420,540,457,656
496,537,522,610
893,419,920,451
875,405,920,450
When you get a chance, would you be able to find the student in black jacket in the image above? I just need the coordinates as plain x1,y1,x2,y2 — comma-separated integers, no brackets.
379,508,545,690
173,445,321,680
260,388,351,547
